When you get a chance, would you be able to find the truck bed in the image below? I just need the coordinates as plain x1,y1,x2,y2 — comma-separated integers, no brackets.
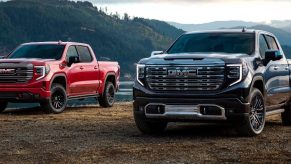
98,61,119,73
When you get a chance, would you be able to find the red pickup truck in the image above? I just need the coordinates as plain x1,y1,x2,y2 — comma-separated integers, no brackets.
0,42,120,113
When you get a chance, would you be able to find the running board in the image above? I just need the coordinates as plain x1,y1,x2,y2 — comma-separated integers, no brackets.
266,109,285,116
68,94,98,100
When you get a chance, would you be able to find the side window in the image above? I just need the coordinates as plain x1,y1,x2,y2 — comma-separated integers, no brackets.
66,46,79,61
259,35,269,58
265,35,279,50
76,46,93,63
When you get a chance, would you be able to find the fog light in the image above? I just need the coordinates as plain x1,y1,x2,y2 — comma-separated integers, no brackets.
146,105,165,114
200,106,222,115
34,94,40,99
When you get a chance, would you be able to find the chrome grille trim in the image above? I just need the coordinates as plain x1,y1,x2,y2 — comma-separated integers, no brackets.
0,65,34,83
146,65,225,91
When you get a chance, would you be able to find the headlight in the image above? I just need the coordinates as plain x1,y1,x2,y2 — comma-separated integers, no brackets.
227,62,248,86
35,65,50,80
136,64,145,86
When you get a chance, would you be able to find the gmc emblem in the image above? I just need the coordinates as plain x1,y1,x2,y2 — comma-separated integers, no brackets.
168,69,197,77
0,69,15,74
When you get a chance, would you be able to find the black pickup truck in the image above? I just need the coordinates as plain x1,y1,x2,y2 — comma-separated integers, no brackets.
133,29,291,136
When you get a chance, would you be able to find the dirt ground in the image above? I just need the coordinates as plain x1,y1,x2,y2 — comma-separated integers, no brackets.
0,102,290,164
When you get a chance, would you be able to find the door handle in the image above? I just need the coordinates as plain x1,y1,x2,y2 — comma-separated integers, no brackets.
80,66,84,70
285,66,289,70
274,66,279,70
94,66,98,69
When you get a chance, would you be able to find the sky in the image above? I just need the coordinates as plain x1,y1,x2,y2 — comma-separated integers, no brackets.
81,0,291,24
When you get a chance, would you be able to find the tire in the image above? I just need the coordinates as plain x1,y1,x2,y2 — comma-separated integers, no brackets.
237,88,266,136
0,101,8,112
281,102,291,126
41,84,67,114
98,82,115,108
134,111,168,135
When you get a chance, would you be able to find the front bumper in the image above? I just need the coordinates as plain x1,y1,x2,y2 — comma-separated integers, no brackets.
133,79,251,122
133,97,250,122
0,87,50,102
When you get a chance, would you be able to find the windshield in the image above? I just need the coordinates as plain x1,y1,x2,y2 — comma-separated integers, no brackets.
167,33,255,55
8,44,65,60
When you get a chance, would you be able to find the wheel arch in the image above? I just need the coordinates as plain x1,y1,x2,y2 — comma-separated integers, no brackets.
250,75,266,97
105,72,117,87
50,74,68,90
100,72,116,96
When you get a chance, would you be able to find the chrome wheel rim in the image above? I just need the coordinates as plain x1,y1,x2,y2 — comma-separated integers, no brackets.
51,90,65,109
250,95,265,132
106,86,115,105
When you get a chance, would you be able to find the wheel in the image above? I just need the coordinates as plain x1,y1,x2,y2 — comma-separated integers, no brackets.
41,84,67,114
134,111,168,135
281,102,291,125
237,88,266,136
98,82,115,108
0,101,8,112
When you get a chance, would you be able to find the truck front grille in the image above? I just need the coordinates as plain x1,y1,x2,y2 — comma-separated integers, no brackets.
146,65,225,91
0,64,33,83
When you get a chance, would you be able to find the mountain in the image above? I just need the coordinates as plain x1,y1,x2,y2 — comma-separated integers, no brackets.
283,26,291,33
168,21,259,32
0,0,184,78
282,46,291,59
268,20,291,28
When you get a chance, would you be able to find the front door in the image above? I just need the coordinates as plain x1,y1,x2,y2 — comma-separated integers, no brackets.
66,46,87,95
260,34,289,107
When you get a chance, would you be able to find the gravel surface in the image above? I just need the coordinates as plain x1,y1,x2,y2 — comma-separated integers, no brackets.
0,103,290,163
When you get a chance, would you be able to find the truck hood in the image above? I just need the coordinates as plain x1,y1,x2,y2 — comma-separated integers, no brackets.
0,58,55,65
139,53,247,65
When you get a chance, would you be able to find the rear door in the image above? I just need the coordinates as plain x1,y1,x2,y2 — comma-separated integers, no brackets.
261,34,289,107
75,45,100,95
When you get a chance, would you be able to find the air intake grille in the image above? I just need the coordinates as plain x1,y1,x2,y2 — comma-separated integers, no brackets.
0,64,33,83
146,65,225,91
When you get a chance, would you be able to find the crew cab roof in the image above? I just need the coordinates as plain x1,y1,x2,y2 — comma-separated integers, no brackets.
185,29,274,36
21,41,90,47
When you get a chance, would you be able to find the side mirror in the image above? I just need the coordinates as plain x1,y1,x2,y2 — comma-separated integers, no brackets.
265,50,283,61
68,56,80,66
151,51,163,57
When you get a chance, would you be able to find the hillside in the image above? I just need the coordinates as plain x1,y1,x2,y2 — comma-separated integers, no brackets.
0,0,184,78
283,46,291,59
269,20,291,28
283,26,291,33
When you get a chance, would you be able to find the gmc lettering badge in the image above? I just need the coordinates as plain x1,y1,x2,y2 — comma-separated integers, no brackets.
167,69,197,77
0,69,15,74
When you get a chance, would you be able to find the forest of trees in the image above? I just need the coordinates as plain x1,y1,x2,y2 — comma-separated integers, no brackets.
0,0,184,78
